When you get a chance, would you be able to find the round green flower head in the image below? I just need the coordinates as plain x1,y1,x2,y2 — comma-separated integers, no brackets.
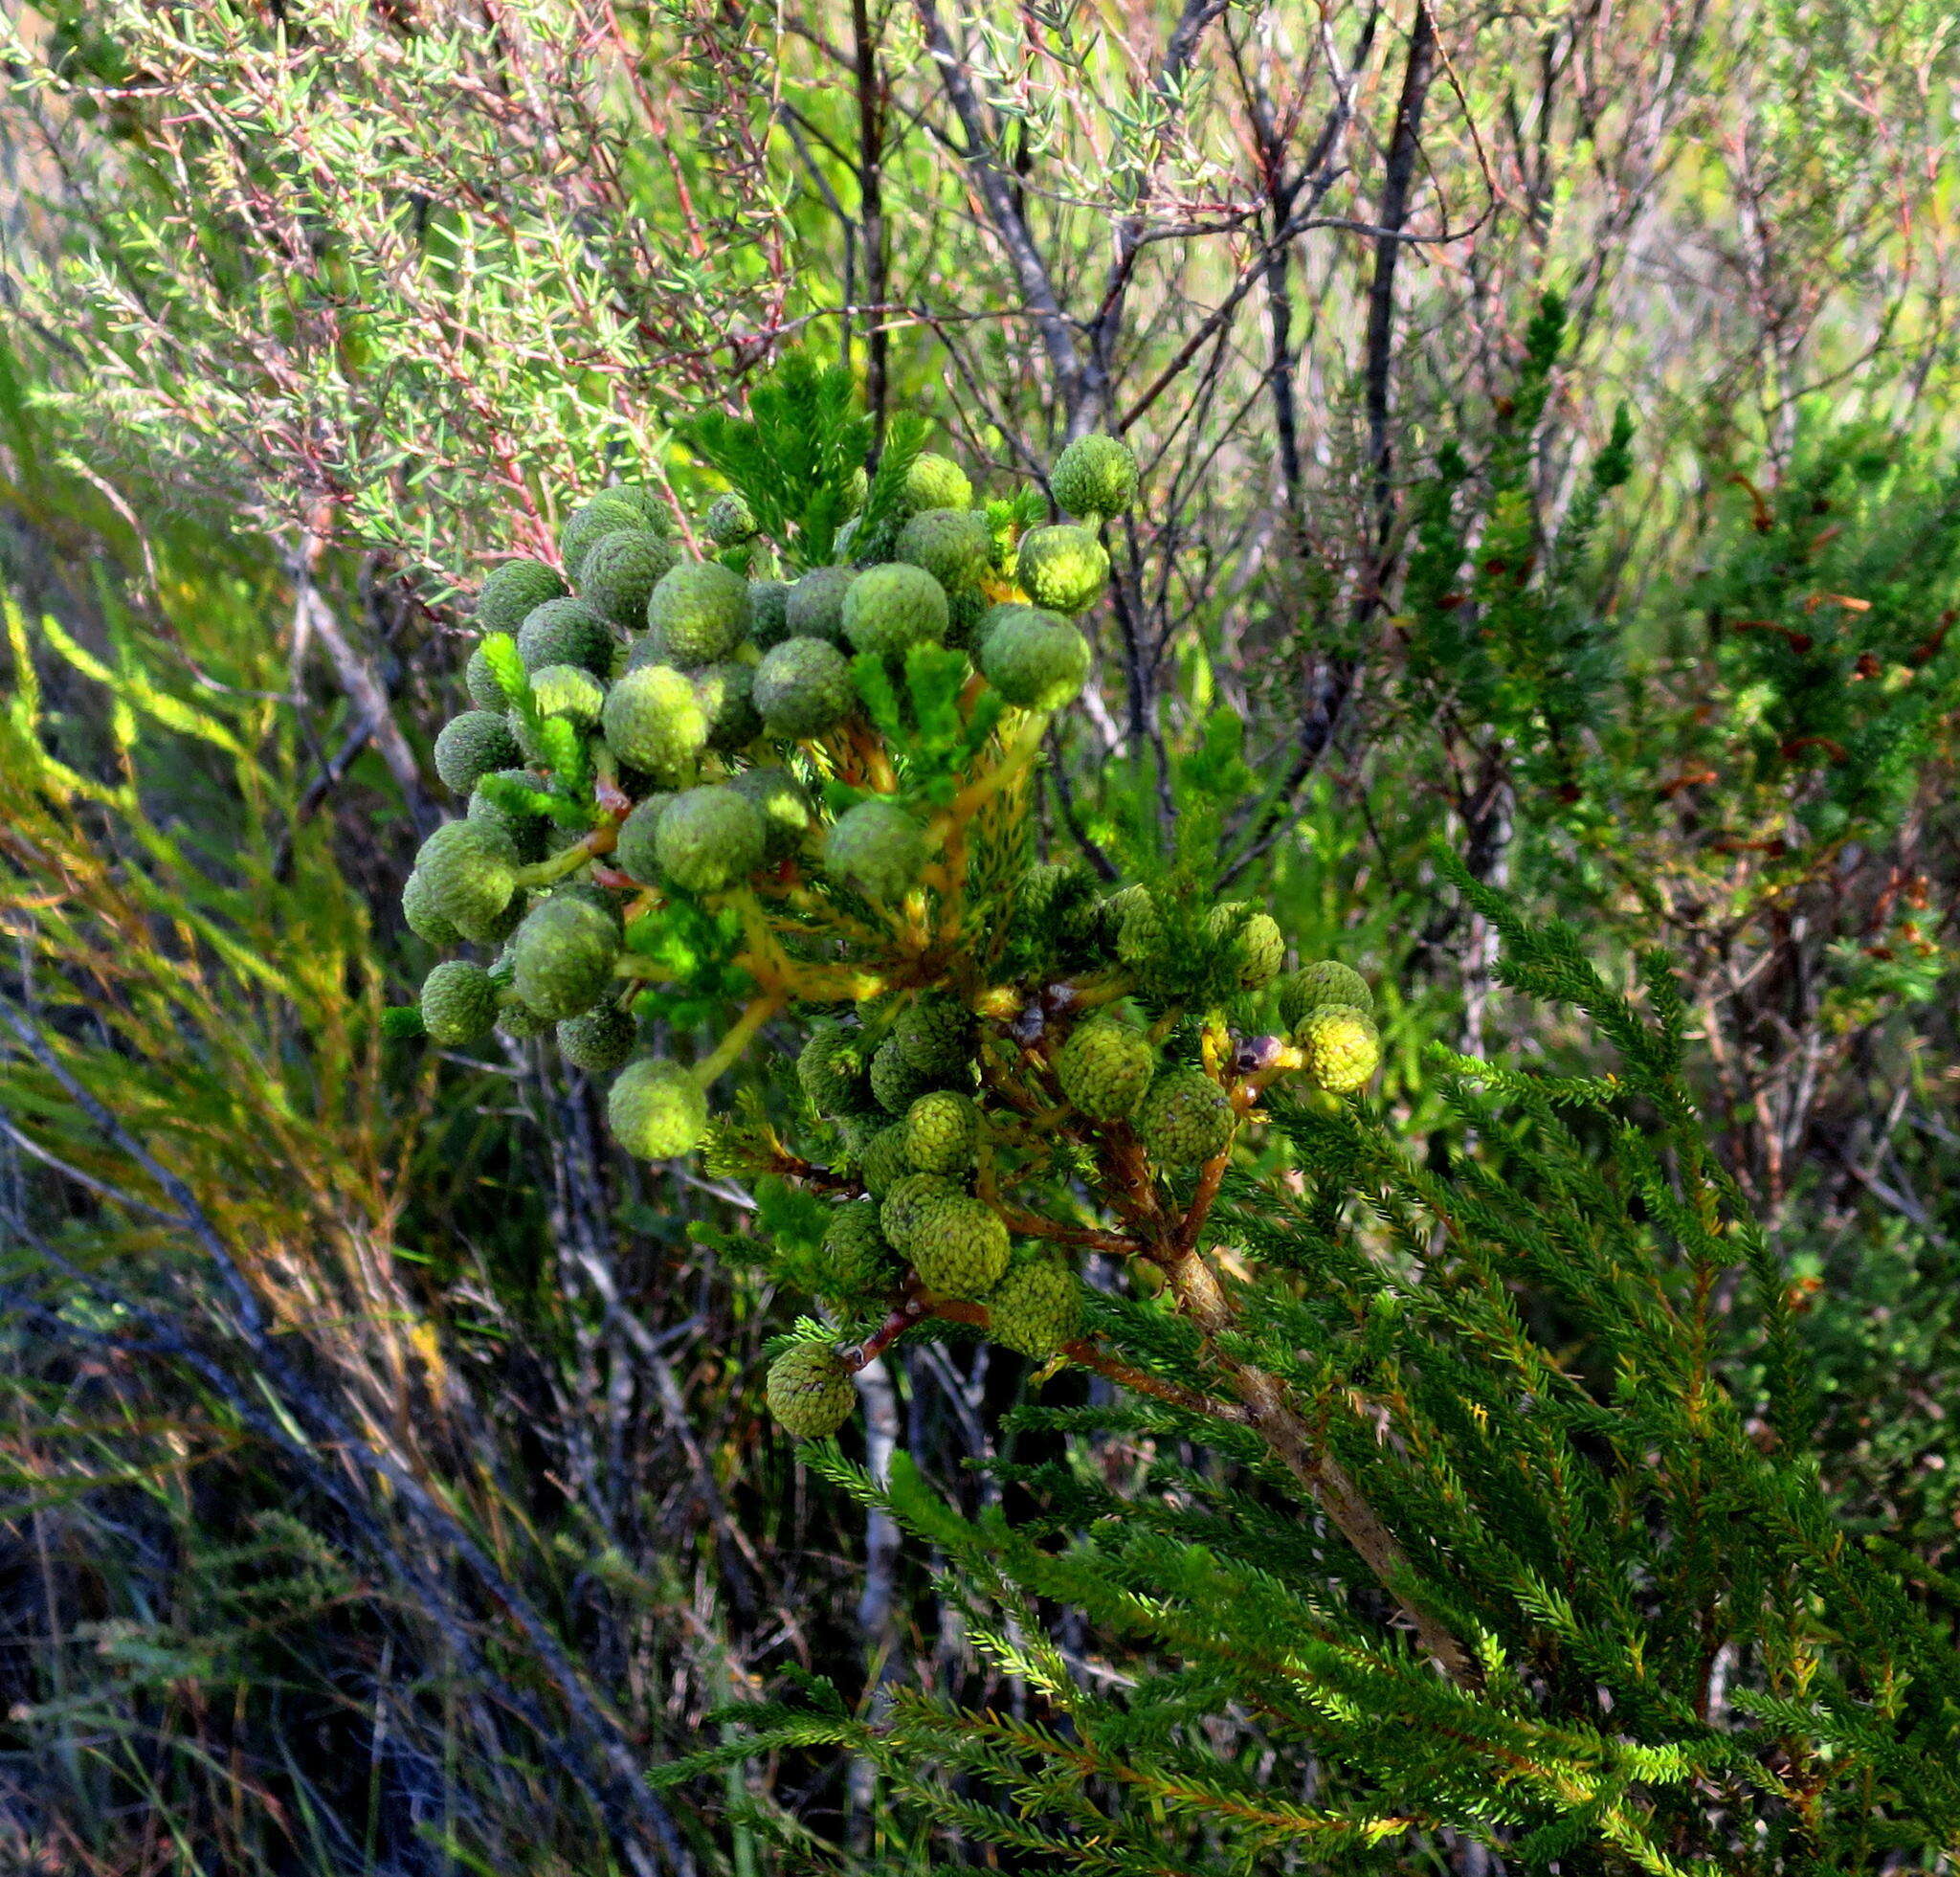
612,793,672,886
902,1090,979,1175
895,508,993,591
1050,433,1138,519
561,489,664,574
497,998,553,1041
694,660,762,751
557,1003,637,1076
704,491,757,546
577,528,678,630
645,560,749,668
1111,884,1163,969
869,1035,929,1115
401,868,460,947
467,770,550,863
1298,1004,1381,1095
858,1121,911,1199
753,637,855,740
608,1058,709,1160
517,597,614,678
411,819,520,943
420,959,499,1047
478,558,568,636
514,663,606,762
465,642,517,711
601,662,709,783
1206,903,1286,991
655,785,767,894
511,892,621,1021
766,1342,857,1440
1017,525,1110,615
989,1258,1083,1359
880,1172,965,1260
1278,960,1374,1030
906,1192,1011,1301
980,609,1092,711
894,995,970,1076
1135,1067,1235,1170
798,1019,871,1115
841,564,948,661
729,766,813,860
824,799,926,905
1055,1018,1154,1121
904,451,973,512
434,710,523,795
748,579,792,650
821,1200,897,1306
785,565,854,645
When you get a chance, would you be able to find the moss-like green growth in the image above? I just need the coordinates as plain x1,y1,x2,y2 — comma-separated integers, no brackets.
645,560,750,668
517,596,615,677
754,637,855,740
842,564,948,661
979,608,1092,710
653,785,767,894
420,959,499,1046
434,710,523,795
824,799,926,905
1016,525,1110,615
1135,1067,1235,1170
601,663,709,783
1050,433,1138,519
609,1058,709,1159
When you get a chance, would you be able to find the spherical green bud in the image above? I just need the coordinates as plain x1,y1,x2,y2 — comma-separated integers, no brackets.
1206,903,1285,990
1055,1019,1154,1121
401,869,461,947
703,491,757,545
1016,525,1109,614
465,642,517,711
880,1171,965,1261
906,1193,1011,1301
478,558,568,636
766,1342,857,1440
749,579,792,651
518,597,615,678
511,893,621,1020
902,1090,978,1175
972,602,1040,664
988,1258,1083,1358
420,959,499,1046
557,1003,638,1075
601,663,708,783
798,1019,871,1115
497,997,554,1040
1278,961,1374,1030
694,661,762,751
858,1121,911,1199
607,1058,708,1160
434,710,523,795
892,996,970,1078
821,1200,898,1306
644,560,749,668
979,609,1092,711
841,564,948,661
561,489,663,574
612,793,673,886
656,785,767,894
784,566,854,645
869,1035,928,1115
1297,1003,1380,1095
729,766,812,860
754,637,854,740
557,880,627,934
895,508,993,591
1110,884,1162,969
904,452,972,512
467,769,551,864
824,799,925,905
576,527,678,630
1134,1067,1235,1170
412,819,520,944
1050,433,1138,519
